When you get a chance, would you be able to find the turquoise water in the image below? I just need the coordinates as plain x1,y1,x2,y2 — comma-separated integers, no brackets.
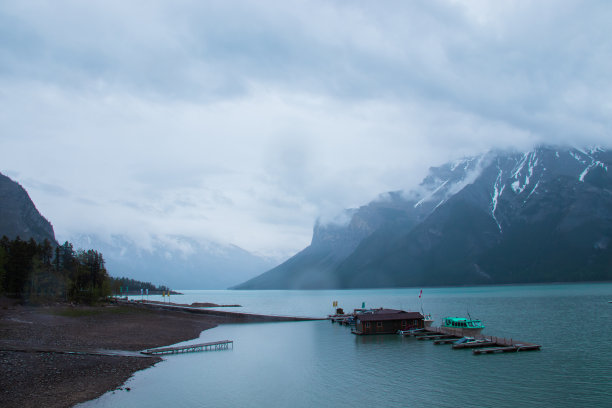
80,284,612,407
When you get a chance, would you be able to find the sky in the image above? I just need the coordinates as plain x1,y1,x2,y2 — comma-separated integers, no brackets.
1,0,611,260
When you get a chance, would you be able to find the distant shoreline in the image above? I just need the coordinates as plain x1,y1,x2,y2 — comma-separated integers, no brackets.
231,279,612,291
0,300,319,408
116,290,183,296
136,300,242,308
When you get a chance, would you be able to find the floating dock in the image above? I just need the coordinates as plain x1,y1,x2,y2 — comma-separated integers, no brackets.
417,334,456,341
141,340,233,355
452,341,496,349
434,338,463,345
422,327,541,354
473,344,542,354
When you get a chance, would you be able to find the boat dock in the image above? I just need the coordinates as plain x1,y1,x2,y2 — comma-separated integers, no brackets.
141,340,233,355
473,344,542,354
417,327,542,354
452,341,497,349
417,334,456,341
329,308,541,355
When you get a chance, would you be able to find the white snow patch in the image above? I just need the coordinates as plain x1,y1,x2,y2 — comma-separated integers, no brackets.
511,151,537,194
570,151,586,163
525,180,540,202
414,155,487,209
491,167,505,232
450,157,478,172
579,161,607,182
450,159,467,172
575,147,589,156
511,152,529,178
433,199,446,211
588,146,604,154
414,179,449,208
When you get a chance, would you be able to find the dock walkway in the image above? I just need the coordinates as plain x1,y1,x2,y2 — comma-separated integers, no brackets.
421,327,541,354
141,340,233,355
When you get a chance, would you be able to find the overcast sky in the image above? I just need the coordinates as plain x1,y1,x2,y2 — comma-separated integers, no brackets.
1,0,611,260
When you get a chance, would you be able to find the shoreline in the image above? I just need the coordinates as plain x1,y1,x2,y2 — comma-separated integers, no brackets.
0,301,319,408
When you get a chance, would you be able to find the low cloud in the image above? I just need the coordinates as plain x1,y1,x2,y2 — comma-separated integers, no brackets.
1,1,611,258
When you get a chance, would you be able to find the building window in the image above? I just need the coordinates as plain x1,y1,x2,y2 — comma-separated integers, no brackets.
376,321,383,328
365,322,371,328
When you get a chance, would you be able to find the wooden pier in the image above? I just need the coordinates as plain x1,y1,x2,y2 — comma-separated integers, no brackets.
452,341,496,349
434,338,462,345
141,340,233,355
417,334,456,341
473,344,541,354
421,327,541,355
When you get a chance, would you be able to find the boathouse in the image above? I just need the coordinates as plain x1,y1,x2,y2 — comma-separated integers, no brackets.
353,309,424,335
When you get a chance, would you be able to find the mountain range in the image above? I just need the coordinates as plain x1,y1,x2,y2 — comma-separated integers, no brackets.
67,234,276,290
234,146,612,289
0,172,275,289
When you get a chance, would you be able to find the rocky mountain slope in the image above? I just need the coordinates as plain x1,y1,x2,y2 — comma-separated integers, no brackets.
0,172,56,244
235,146,612,289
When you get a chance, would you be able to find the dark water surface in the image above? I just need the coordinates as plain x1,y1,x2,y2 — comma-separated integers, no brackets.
80,284,612,407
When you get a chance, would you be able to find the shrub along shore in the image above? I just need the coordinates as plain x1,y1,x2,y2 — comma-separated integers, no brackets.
0,299,318,408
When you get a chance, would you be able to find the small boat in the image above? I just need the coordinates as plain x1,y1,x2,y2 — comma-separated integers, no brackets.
423,313,434,328
344,316,356,326
454,336,489,345
442,317,485,336
397,328,425,336
329,314,350,323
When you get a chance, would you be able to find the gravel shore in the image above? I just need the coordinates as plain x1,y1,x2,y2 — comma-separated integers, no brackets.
0,301,310,408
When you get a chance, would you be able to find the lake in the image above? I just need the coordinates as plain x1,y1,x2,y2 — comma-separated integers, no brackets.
79,283,612,407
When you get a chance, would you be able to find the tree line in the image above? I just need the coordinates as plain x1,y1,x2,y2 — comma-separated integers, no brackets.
108,277,170,295
0,236,169,304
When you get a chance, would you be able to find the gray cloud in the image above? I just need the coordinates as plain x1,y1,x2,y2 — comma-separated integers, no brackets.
1,0,611,258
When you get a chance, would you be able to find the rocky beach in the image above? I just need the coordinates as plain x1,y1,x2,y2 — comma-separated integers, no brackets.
0,299,314,408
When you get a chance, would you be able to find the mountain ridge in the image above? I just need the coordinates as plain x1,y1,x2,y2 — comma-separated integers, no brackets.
234,145,612,289
0,172,57,244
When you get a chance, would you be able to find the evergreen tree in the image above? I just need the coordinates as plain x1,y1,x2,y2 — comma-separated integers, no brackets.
0,245,6,294
0,236,164,303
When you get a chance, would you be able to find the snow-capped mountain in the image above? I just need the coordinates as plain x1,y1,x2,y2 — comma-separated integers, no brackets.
235,146,612,289
68,234,276,289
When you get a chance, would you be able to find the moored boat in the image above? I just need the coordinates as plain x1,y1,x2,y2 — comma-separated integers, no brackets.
453,336,489,345
441,317,485,336
423,313,434,328
397,328,425,336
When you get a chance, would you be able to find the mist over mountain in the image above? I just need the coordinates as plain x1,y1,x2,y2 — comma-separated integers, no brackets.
68,234,277,290
234,146,612,289
0,172,56,244
0,172,277,290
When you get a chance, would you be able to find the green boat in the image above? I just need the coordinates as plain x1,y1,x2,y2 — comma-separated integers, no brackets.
442,317,485,336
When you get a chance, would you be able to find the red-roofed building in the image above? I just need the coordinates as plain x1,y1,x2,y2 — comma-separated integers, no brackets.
353,308,424,335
